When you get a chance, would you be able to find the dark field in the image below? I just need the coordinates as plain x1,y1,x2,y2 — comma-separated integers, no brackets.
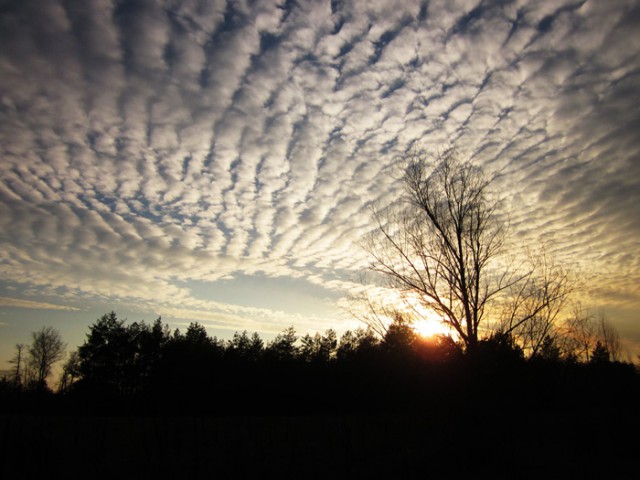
1,407,635,479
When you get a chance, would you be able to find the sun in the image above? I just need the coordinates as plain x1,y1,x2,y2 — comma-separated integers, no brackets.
400,295,452,338
412,317,451,339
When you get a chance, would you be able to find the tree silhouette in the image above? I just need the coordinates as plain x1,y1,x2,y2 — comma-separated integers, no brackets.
8,344,25,387
498,250,572,357
265,326,298,362
365,149,571,351
336,328,379,361
590,341,610,364
27,326,66,389
76,312,170,396
535,335,562,362
300,330,337,363
130,317,171,384
0,311,637,427
597,315,621,361
77,311,131,394
382,313,417,354
182,322,212,346
58,350,80,393
227,330,264,362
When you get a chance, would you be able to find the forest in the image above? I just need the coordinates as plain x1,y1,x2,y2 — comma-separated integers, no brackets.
2,310,638,416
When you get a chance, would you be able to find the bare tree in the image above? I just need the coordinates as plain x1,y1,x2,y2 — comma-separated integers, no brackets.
597,315,621,362
553,306,623,362
8,343,25,386
498,250,573,357
28,326,66,388
364,149,571,351
558,305,597,361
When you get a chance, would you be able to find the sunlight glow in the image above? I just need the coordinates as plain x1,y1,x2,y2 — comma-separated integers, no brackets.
348,286,456,340
412,317,452,339
400,294,453,338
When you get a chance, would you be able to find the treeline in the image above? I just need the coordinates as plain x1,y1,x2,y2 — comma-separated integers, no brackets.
2,311,639,416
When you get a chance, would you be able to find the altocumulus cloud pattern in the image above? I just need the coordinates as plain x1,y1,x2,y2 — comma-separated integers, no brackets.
0,0,639,337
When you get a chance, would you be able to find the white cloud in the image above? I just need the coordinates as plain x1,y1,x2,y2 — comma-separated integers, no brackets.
0,297,79,311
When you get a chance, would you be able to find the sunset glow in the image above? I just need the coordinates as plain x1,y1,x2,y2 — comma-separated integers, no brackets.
412,318,453,339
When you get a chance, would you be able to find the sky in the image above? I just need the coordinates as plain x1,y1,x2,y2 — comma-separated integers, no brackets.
1,0,640,366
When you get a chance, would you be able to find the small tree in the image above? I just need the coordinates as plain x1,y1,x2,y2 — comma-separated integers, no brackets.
77,311,139,394
8,344,25,387
266,326,298,362
183,322,212,346
28,326,66,389
597,315,621,362
555,307,622,363
382,312,417,354
498,250,572,357
560,306,597,361
590,341,610,364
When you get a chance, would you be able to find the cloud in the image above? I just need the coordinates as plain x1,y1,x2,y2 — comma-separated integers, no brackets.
0,297,79,312
0,0,639,342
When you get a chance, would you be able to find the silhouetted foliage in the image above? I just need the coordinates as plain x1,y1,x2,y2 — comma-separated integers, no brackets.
265,326,298,363
590,341,611,365
75,312,170,397
1,311,638,422
300,330,337,363
533,334,564,363
382,313,417,354
227,330,264,362
58,350,80,393
336,328,379,361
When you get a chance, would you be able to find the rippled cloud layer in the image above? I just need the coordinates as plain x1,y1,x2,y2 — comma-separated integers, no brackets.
1,0,639,342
